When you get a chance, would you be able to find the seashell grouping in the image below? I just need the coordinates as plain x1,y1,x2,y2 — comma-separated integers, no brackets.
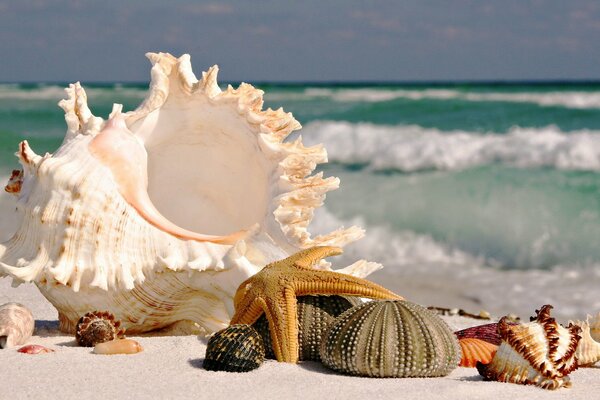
76,311,126,347
477,305,581,390
93,338,143,355
570,312,600,367
0,52,381,335
320,300,461,378
253,295,360,361
203,324,265,372
0,302,34,349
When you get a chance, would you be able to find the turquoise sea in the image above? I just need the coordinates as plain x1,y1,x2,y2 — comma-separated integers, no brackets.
1,81,600,318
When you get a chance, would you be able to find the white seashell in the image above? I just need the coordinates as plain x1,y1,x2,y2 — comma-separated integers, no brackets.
0,302,35,349
571,312,600,367
477,305,581,390
0,53,380,335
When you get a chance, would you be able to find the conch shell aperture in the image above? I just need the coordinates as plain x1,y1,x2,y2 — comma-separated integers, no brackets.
0,53,380,334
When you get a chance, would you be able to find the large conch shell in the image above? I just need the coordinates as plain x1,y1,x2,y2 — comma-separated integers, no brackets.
571,312,600,367
0,53,378,334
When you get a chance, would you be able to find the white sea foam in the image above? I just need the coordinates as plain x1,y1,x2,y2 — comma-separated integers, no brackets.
0,85,146,101
311,207,600,320
297,87,600,109
301,121,600,171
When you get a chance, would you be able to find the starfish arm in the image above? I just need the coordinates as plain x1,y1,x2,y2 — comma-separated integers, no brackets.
267,246,342,270
293,270,402,300
230,296,267,326
258,289,299,363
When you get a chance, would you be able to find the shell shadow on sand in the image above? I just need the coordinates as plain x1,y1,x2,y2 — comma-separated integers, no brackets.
33,319,60,336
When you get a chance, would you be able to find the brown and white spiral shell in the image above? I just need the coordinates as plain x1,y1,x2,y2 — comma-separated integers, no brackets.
0,302,34,349
477,305,581,390
76,310,126,347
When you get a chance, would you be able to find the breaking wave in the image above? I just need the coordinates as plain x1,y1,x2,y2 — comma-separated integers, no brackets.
301,121,600,172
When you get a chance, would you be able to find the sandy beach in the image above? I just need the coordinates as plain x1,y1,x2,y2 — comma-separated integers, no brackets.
2,274,600,400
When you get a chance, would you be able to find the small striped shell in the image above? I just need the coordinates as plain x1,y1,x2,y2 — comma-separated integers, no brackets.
203,324,265,372
320,300,460,378
477,305,581,390
570,313,600,367
458,338,497,367
76,311,126,347
253,295,360,361
0,303,34,349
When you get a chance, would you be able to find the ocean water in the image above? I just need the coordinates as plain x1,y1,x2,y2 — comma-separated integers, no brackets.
1,81,600,319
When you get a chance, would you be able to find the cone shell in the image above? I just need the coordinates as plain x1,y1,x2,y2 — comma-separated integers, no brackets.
320,300,460,378
253,295,361,361
0,52,382,335
477,305,581,390
203,324,265,372
458,338,497,368
93,338,143,355
0,302,34,349
76,311,126,347
570,312,600,367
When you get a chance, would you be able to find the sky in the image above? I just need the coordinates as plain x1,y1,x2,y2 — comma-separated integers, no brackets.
1,0,600,82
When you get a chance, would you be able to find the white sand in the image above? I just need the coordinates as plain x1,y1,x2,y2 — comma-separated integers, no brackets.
2,278,600,400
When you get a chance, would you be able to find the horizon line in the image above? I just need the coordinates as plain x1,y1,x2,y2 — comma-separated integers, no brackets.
3,79,600,87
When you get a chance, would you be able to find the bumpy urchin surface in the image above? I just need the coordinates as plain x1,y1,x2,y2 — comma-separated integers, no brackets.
320,300,460,378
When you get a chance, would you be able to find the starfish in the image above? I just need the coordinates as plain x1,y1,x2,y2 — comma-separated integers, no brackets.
230,246,403,363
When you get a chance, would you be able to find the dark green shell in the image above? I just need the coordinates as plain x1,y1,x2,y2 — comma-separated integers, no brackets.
253,295,360,361
203,324,265,372
320,300,461,378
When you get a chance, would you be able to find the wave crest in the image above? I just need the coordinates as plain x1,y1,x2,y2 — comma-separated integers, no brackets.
302,121,600,171
297,88,600,109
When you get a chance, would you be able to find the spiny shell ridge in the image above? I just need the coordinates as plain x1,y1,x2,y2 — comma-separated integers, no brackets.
477,305,581,390
570,312,600,367
76,310,125,347
320,300,460,378
253,295,360,361
203,324,265,372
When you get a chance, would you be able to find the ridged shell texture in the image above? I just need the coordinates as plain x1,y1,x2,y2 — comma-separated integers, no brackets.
253,295,360,361
0,302,34,349
203,324,265,372
76,311,126,347
477,305,581,390
458,338,498,368
320,300,460,378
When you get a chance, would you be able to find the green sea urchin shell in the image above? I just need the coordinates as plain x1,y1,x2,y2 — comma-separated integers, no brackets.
203,324,265,372
253,295,360,361
320,300,460,378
